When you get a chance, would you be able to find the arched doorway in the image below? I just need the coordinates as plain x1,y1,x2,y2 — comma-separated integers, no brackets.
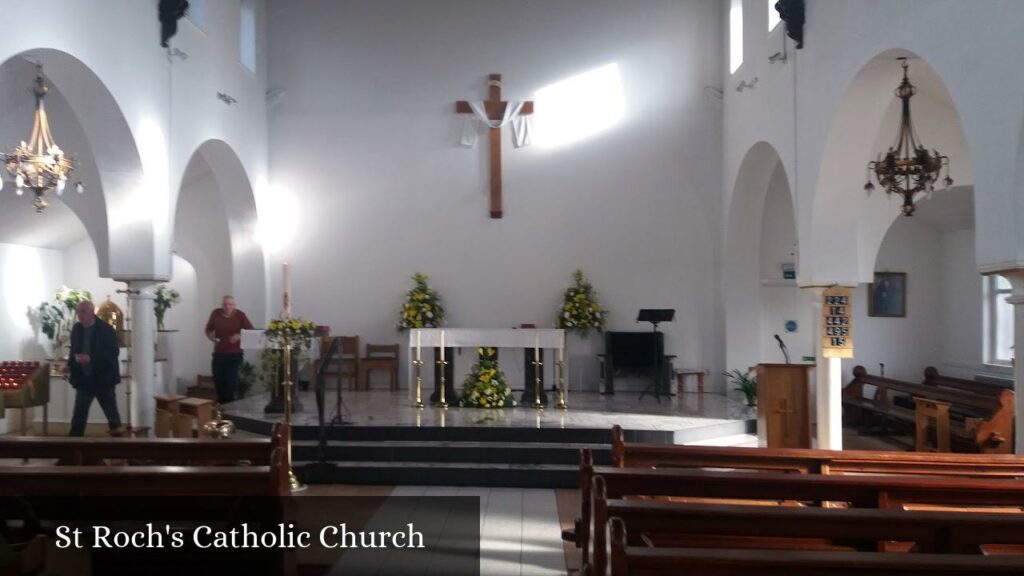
169,140,265,394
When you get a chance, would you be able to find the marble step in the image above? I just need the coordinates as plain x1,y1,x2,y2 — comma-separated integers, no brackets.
291,440,612,466
296,460,579,488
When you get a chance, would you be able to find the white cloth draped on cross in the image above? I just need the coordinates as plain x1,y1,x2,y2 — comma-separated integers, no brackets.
459,100,533,149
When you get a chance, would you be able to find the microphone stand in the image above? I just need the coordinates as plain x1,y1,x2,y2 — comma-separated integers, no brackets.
774,334,790,364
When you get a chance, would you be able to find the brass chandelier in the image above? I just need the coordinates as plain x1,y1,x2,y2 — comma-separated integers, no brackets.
1,65,82,212
864,58,953,217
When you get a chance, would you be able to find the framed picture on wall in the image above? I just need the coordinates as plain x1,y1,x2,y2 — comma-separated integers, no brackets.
868,272,906,317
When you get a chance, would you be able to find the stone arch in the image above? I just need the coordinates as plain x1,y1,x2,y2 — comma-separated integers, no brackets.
807,49,974,285
7,48,150,276
172,139,266,324
724,141,797,373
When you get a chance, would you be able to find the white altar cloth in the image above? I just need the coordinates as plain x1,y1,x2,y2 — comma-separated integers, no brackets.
405,328,568,395
406,328,565,350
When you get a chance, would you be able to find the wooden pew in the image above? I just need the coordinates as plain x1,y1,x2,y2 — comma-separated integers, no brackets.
607,518,1024,576
0,447,289,497
609,424,1024,477
0,421,287,465
591,477,1024,575
843,366,1013,453
579,466,1024,573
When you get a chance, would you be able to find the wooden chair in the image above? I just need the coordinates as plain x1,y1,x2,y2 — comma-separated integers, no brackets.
360,343,399,391
321,335,360,390
186,374,217,401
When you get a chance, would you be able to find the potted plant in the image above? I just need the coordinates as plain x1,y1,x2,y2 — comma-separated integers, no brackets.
153,284,180,330
36,286,92,360
723,369,757,407
397,272,445,330
458,348,515,408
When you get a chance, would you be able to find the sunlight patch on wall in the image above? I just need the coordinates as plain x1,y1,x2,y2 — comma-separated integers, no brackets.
2,244,45,329
254,179,298,254
533,63,625,149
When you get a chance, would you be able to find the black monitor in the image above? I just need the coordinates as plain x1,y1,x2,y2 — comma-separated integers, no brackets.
636,309,675,324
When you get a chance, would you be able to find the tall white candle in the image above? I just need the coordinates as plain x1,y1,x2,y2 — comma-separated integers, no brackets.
416,330,422,361
440,330,445,361
534,332,540,358
558,331,565,363
283,262,292,316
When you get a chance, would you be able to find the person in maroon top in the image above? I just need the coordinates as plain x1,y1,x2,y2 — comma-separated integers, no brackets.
205,295,254,404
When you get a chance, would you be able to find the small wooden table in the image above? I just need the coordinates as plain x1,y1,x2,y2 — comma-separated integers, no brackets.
675,369,706,394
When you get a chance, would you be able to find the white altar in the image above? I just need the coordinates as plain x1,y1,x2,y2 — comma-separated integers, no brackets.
405,328,568,396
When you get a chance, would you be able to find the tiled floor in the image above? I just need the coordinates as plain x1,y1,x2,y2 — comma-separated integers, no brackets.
319,485,567,576
225,389,754,434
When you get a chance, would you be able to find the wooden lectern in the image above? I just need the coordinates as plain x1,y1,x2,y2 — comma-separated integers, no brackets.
756,363,814,448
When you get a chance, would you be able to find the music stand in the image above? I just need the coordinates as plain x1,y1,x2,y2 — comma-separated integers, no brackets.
637,309,675,402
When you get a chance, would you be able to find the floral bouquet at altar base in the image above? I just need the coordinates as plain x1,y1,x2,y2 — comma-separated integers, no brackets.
459,348,515,409
555,269,606,336
153,284,180,330
397,272,445,330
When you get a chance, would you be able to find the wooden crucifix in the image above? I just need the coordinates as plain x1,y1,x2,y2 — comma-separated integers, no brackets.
456,74,534,219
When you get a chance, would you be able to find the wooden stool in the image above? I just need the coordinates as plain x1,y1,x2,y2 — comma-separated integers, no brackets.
914,396,951,452
154,394,187,438
175,397,215,439
675,369,706,394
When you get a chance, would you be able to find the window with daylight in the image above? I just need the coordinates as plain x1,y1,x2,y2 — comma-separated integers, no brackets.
730,0,744,73
186,0,206,30
240,0,257,72
985,275,1014,366
768,0,781,30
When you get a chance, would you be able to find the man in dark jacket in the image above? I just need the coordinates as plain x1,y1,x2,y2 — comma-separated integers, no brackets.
66,300,122,436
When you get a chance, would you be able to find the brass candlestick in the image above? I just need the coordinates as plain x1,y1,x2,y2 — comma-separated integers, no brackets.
414,358,424,408
282,333,305,491
533,357,543,410
437,357,449,408
556,359,568,410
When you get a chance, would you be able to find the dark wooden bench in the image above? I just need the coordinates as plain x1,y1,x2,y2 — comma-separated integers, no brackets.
843,366,1013,452
608,518,1024,576
590,477,1024,575
0,421,287,465
577,465,1024,574
609,424,1024,477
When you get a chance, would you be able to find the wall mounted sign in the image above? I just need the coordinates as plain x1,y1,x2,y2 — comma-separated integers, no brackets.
822,286,853,358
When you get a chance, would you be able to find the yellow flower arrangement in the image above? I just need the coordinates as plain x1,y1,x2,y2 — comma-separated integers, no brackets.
458,347,514,409
264,315,317,351
556,270,607,336
397,272,445,330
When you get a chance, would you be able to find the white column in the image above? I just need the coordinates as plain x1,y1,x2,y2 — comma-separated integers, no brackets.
805,286,843,450
1001,270,1024,454
127,281,157,431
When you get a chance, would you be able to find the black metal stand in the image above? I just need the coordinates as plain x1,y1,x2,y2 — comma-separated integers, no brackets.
637,309,675,403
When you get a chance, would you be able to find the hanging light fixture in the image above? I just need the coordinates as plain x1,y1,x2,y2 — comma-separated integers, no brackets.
864,58,953,217
1,65,83,212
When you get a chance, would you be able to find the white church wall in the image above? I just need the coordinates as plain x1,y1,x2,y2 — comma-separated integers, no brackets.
0,242,63,433
266,0,724,391
939,228,987,379
723,0,1024,287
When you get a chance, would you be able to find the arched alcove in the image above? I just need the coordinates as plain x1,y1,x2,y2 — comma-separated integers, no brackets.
724,142,803,381
170,140,265,391
807,49,974,285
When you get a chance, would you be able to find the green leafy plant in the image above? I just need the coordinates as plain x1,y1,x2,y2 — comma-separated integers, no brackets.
555,270,606,336
398,272,445,330
458,348,514,409
36,286,92,359
236,360,255,399
259,349,283,396
723,369,757,407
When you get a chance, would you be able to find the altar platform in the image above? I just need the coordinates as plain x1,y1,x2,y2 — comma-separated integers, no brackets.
223,389,756,488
